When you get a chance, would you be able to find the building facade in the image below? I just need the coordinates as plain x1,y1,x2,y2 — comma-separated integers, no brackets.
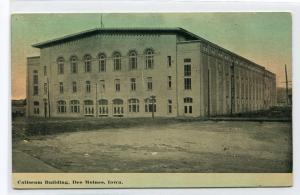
26,28,276,118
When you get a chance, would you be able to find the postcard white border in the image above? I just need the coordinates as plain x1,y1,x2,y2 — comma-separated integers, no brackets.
1,0,300,195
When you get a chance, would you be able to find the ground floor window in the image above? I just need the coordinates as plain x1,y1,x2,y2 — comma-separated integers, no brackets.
184,97,193,114
70,100,80,113
128,98,139,112
168,99,172,113
113,99,124,116
57,100,66,113
84,100,94,116
33,101,39,114
98,99,108,116
145,98,156,112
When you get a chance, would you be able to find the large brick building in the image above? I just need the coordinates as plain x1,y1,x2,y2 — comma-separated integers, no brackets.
26,28,276,118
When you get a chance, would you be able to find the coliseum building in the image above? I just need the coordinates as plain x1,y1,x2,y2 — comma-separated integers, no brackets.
26,28,276,118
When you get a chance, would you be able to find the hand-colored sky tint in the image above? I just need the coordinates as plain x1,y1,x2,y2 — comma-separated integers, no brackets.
11,13,292,99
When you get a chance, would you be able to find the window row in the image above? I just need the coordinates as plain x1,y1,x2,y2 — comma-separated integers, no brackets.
56,49,159,74
56,77,172,94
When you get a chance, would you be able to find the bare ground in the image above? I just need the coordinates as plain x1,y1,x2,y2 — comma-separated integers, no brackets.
12,119,292,173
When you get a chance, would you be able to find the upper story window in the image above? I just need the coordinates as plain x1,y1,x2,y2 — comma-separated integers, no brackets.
86,81,91,93
43,66,47,76
129,51,137,70
184,97,193,103
130,78,136,91
99,80,105,92
147,77,152,91
33,70,38,96
184,58,191,63
70,56,78,74
167,56,172,67
115,79,120,92
168,76,172,89
57,57,64,74
59,82,64,94
184,64,191,76
84,54,92,73
113,52,121,71
145,49,154,69
44,83,47,95
72,81,77,93
98,53,106,72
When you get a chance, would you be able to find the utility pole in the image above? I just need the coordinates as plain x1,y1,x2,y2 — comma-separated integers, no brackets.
285,64,289,105
150,95,156,120
47,77,51,118
95,83,98,117
100,14,104,28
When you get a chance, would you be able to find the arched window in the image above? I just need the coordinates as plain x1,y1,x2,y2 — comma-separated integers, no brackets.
129,51,137,70
70,56,78,73
57,57,64,74
145,98,156,113
145,49,154,69
70,100,80,113
112,98,124,116
183,97,193,114
128,99,139,113
57,100,66,113
84,100,94,116
98,53,106,72
113,52,121,71
84,54,92,72
98,99,108,116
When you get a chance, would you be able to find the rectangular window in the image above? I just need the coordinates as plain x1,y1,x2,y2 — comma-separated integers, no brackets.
184,64,191,76
44,66,47,76
184,58,191,63
147,77,152,90
59,82,64,94
168,100,172,113
130,78,136,91
44,83,47,95
33,75,38,84
115,79,120,92
184,78,192,90
86,81,91,93
100,80,105,92
72,81,77,93
33,86,39,96
168,76,172,89
167,56,171,67
33,71,39,95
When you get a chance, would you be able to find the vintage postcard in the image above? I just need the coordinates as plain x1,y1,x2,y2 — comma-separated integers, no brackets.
11,13,292,188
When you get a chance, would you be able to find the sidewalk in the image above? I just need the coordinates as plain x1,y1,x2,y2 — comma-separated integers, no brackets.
12,149,61,172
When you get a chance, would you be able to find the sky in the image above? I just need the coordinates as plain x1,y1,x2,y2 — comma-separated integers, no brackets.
11,13,292,100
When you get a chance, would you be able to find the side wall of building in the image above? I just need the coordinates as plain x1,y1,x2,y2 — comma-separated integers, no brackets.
200,42,277,116
26,56,43,117
177,42,204,117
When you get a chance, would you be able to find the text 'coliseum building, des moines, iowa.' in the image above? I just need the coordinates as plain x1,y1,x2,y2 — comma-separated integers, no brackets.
26,28,277,118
